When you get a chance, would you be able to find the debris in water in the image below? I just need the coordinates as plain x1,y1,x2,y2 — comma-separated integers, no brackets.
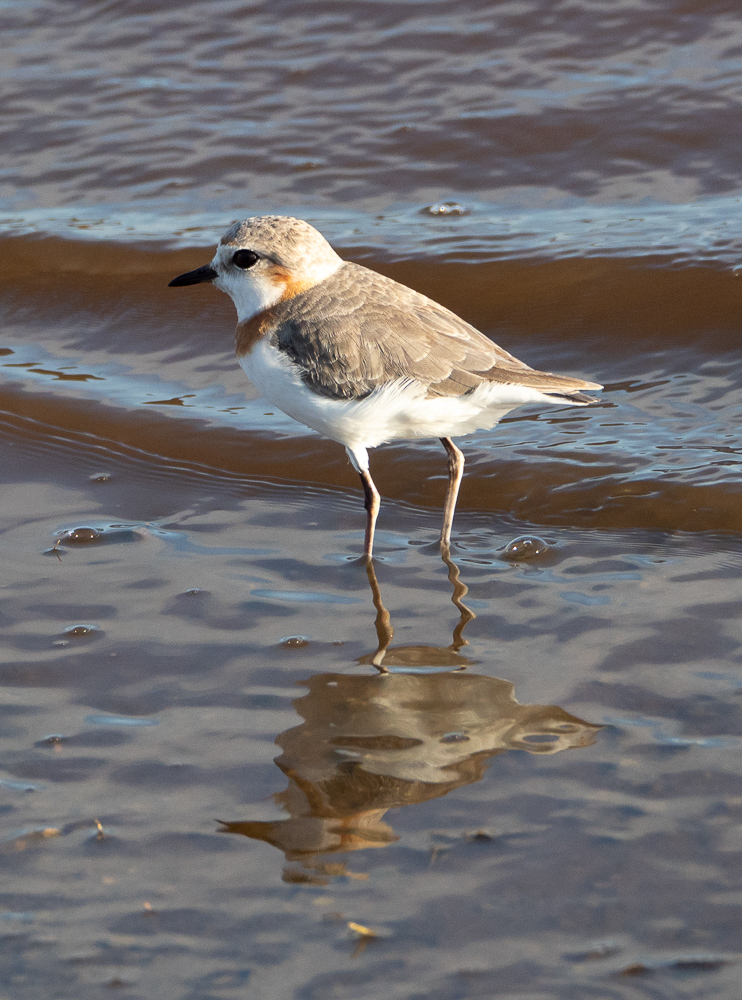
621,963,650,976
466,829,495,841
348,921,378,938
43,537,66,560
619,955,733,975
348,920,391,957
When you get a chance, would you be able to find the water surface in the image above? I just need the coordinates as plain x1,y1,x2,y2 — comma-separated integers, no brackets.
2,1,742,997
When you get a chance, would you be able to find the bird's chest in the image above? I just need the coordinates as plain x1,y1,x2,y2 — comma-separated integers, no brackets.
238,337,302,407
237,337,345,437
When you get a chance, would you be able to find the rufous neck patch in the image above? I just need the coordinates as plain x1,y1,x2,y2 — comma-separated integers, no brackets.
271,264,317,302
235,307,279,358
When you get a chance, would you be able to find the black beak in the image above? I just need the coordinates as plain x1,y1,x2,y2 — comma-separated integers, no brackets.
168,264,218,287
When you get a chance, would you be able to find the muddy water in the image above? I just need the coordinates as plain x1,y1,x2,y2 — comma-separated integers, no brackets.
3,1,742,998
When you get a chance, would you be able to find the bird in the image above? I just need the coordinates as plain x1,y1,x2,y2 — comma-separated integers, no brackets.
169,216,601,559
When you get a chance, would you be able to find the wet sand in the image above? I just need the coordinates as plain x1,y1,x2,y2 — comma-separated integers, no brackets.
3,1,742,997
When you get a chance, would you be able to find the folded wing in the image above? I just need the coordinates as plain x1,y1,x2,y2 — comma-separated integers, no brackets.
272,262,602,402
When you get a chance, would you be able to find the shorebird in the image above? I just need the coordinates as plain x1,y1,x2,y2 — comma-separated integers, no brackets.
169,216,601,558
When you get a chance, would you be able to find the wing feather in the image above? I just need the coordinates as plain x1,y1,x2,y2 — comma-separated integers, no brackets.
271,262,601,401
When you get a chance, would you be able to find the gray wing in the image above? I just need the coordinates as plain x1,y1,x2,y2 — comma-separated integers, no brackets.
273,262,601,401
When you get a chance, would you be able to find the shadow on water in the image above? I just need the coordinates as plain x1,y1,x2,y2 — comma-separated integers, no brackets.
219,553,601,883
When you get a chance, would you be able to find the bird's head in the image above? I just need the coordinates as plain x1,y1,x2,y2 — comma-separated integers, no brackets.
169,215,343,322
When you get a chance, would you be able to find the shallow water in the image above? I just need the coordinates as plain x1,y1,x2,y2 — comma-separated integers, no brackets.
3,1,742,998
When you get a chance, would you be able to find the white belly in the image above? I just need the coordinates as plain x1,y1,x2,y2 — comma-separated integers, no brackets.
239,338,567,452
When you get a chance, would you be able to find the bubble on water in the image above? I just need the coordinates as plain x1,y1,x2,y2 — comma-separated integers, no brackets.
37,734,66,746
59,526,101,544
184,588,205,596
280,636,310,648
503,536,549,561
62,624,100,638
89,472,111,483
564,939,623,962
54,524,142,546
440,731,469,743
423,201,469,217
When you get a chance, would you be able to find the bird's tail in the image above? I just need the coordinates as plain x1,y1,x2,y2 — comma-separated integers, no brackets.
477,364,602,405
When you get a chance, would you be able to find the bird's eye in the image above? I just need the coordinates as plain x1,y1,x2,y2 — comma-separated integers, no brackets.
232,249,259,270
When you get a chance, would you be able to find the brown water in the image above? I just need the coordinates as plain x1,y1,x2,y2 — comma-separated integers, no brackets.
3,2,742,997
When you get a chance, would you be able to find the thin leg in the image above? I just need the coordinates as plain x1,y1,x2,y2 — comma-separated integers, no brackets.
439,437,464,550
345,446,380,560
359,468,380,560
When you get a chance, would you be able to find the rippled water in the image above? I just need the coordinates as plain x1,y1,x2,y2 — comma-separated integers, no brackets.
3,1,742,997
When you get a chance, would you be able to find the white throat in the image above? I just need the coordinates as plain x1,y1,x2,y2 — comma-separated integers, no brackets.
214,269,283,323
213,254,343,324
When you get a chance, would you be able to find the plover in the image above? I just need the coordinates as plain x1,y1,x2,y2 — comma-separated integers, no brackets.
169,216,601,558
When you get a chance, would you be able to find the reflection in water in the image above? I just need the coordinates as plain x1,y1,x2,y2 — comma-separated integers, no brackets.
221,672,600,883
220,557,601,882
360,551,476,671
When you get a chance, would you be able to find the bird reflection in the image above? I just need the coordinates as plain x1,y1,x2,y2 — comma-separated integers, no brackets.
220,553,601,883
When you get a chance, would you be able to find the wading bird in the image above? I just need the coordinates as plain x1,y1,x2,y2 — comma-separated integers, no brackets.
170,216,601,558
